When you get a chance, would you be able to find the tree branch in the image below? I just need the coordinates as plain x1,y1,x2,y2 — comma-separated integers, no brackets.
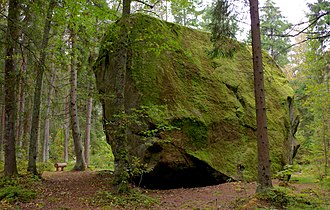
281,11,329,38
134,0,160,9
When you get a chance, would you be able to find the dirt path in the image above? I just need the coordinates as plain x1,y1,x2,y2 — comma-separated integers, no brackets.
148,181,256,209
20,171,113,209
17,171,256,209
16,171,328,210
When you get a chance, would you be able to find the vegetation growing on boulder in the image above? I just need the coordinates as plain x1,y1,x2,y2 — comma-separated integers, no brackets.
94,14,297,188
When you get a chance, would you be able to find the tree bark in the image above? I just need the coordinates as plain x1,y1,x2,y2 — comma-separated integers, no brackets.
4,0,20,176
64,90,69,163
16,75,26,159
28,0,56,174
0,103,5,161
42,66,55,162
84,97,92,166
249,0,273,193
111,0,131,192
69,29,86,171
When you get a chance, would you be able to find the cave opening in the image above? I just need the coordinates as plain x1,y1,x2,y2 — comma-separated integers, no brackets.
134,155,232,189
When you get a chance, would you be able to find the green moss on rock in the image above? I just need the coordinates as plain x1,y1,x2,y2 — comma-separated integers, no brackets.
95,14,296,187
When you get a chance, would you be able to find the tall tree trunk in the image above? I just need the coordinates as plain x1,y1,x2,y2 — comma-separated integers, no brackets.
4,0,20,176
42,67,55,162
111,0,131,192
63,90,69,163
69,29,86,171
27,0,56,174
16,61,26,159
84,97,92,166
23,97,32,156
324,75,329,176
249,0,273,193
0,103,4,161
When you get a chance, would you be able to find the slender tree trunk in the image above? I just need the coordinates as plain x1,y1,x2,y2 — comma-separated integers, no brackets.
324,76,329,176
64,90,69,163
69,29,86,171
23,69,33,157
28,0,56,174
16,62,26,159
42,67,55,162
0,104,4,161
4,0,20,176
84,97,92,166
249,0,273,193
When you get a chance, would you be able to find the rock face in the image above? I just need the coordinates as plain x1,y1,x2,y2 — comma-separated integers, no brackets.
94,14,298,189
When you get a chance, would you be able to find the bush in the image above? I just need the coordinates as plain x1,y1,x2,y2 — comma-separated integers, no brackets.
257,186,292,209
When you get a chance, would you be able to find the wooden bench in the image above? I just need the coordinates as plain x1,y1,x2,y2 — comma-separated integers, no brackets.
54,163,67,171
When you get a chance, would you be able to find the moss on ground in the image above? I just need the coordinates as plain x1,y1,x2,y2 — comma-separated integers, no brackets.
95,14,295,181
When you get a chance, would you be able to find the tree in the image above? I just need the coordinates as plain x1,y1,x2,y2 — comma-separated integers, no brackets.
28,0,57,175
208,0,238,57
307,0,330,47
171,0,202,27
3,0,20,176
260,0,291,67
69,28,86,171
84,96,92,166
42,66,55,162
63,91,70,163
287,0,329,178
249,0,273,193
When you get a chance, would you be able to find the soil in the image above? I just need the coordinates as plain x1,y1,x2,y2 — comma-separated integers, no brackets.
12,170,328,210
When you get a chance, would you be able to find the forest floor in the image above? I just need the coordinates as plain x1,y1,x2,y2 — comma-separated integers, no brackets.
3,170,330,210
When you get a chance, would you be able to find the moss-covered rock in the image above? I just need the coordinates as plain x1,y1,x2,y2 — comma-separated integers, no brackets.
94,14,297,188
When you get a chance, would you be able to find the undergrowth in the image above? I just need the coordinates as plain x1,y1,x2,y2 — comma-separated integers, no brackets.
0,173,38,204
93,188,159,208
254,184,329,210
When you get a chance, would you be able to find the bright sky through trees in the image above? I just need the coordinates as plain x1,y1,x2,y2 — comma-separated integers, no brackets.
234,0,318,41
266,0,317,23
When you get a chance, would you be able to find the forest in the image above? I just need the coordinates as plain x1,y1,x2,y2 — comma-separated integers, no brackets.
0,0,329,209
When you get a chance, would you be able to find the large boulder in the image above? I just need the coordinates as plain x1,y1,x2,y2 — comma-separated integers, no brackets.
94,14,298,189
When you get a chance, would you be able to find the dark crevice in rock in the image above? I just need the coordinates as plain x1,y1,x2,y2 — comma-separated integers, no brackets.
224,83,246,108
135,154,231,189
242,123,257,132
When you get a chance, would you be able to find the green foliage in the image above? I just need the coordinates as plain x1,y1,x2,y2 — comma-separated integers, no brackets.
256,185,329,210
0,186,36,203
257,186,292,208
129,156,148,180
0,174,39,204
307,0,330,47
170,0,203,27
89,137,114,171
260,0,291,66
94,189,158,208
291,5,329,176
209,0,239,57
320,176,330,191
172,118,208,148
276,164,294,181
